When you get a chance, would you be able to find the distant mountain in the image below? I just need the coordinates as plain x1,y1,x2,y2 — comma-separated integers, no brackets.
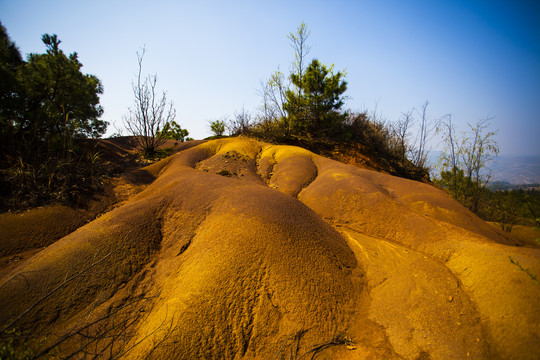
489,155,540,185
427,152,540,185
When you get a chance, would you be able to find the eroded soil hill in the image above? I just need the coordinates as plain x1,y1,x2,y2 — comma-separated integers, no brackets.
0,137,538,359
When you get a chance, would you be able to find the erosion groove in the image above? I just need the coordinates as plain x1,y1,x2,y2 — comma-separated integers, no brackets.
0,137,538,359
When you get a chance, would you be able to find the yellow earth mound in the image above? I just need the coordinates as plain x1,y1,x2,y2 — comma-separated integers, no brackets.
0,137,538,359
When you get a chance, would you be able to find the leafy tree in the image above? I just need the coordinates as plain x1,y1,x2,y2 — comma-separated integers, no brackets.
436,118,499,213
123,47,175,155
284,59,347,138
19,35,105,156
463,120,498,179
259,69,287,126
257,22,348,140
459,118,499,212
0,26,108,210
159,121,189,141
259,22,312,136
436,113,462,195
490,190,520,232
0,22,23,158
209,119,226,137
1,31,105,160
0,22,22,82
437,167,469,206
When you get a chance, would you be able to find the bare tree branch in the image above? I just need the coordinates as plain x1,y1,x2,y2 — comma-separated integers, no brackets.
123,46,176,155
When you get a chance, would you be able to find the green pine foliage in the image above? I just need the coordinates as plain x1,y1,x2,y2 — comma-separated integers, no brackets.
159,121,189,141
0,23,108,211
284,59,347,138
2,31,106,161
238,22,428,181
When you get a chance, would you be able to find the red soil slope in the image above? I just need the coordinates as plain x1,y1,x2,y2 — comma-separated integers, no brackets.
0,137,538,359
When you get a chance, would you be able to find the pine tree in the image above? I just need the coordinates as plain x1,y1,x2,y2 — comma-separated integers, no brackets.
284,59,347,138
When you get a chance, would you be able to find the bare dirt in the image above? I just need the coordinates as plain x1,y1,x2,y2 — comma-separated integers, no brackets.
0,137,538,359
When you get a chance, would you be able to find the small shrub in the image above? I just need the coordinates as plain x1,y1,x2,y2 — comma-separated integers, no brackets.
141,147,174,162
0,147,115,211
209,120,226,137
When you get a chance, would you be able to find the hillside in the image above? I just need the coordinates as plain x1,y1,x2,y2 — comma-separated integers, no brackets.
0,137,538,359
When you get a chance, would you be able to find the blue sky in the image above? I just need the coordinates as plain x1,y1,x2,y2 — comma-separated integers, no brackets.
1,0,539,155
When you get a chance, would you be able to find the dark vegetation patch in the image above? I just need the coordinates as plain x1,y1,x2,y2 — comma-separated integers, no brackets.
0,138,143,212
217,169,235,177
226,112,430,183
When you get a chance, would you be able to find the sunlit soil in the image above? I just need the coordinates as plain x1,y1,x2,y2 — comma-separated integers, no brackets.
0,137,538,359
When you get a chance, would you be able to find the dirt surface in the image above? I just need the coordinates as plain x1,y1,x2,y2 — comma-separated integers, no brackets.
488,222,540,248
0,137,538,359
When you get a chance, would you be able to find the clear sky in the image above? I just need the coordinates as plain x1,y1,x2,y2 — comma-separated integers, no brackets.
1,0,539,155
